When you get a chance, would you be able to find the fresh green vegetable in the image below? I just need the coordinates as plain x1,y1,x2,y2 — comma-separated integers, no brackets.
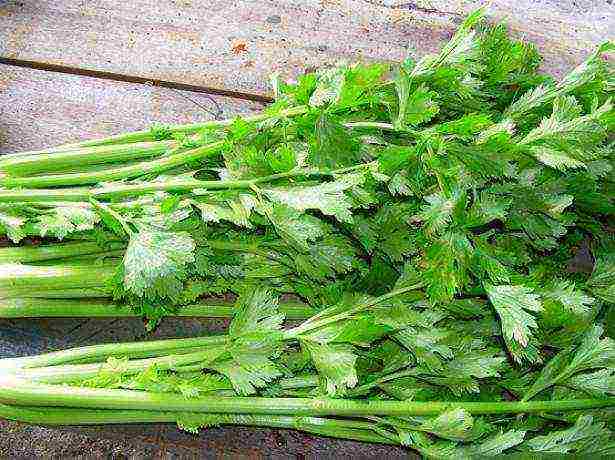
2,288,615,456
0,7,614,455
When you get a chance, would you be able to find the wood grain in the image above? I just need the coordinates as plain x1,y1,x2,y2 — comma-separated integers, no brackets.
0,64,263,153
1,1,611,98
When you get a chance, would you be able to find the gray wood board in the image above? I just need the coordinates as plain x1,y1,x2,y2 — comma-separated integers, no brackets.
1,0,612,97
0,64,264,153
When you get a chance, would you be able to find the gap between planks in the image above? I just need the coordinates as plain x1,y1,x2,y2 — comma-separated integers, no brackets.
0,57,273,104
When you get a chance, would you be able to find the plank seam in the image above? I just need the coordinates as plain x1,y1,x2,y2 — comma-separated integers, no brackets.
0,57,273,104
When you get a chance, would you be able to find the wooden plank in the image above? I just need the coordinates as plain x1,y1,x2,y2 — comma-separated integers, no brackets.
0,64,263,153
1,1,611,98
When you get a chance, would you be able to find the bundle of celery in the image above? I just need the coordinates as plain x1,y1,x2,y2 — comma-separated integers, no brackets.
1,288,615,455
1,8,614,454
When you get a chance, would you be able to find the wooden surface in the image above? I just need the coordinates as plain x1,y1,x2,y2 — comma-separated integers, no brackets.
1,0,613,98
0,65,263,153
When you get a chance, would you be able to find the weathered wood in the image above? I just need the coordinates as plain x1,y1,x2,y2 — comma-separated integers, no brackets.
1,1,611,98
0,64,263,153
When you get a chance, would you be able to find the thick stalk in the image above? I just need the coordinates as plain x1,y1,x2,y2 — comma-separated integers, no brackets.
0,298,315,320
283,285,422,339
0,141,224,188
62,105,309,148
1,377,612,417
1,288,111,299
0,241,124,264
0,238,279,265
0,188,91,203
0,141,176,177
17,361,316,387
91,169,331,200
0,145,84,159
0,405,394,445
0,335,229,370
15,349,227,383
0,162,366,202
34,252,123,266
0,173,297,203
0,264,115,291
1,286,412,369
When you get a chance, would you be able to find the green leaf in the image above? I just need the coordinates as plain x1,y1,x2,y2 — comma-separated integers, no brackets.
529,145,586,171
37,205,99,240
309,67,346,107
395,315,454,371
291,234,360,281
265,142,307,173
302,341,358,396
478,23,541,91
304,314,391,347
444,348,507,381
465,429,526,456
264,203,326,252
368,203,417,262
122,229,195,301
436,114,493,138
194,195,255,228
588,252,615,303
504,42,613,120
395,78,439,129
485,284,542,363
416,191,459,235
541,279,593,319
387,171,414,196
521,96,610,148
90,199,131,237
264,174,364,223
224,143,272,179
212,350,282,396
409,7,483,77
284,73,317,105
394,262,423,291
209,288,285,395
423,231,473,302
464,193,511,228
419,408,475,441
524,325,615,400
229,288,284,338
413,340,507,395
408,429,526,458
470,236,511,284
125,368,231,397
553,324,615,378
176,414,222,434
0,211,25,243
337,63,387,109
567,369,615,397
525,415,615,454
308,114,361,169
